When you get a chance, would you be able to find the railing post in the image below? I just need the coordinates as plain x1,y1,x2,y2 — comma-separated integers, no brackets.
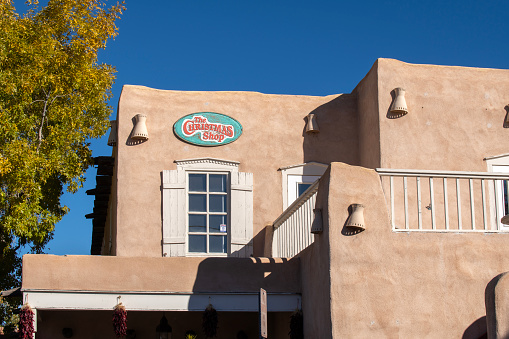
417,177,422,230
469,178,475,230
482,179,487,230
390,176,395,229
457,178,462,230
404,176,409,229
430,177,436,230
443,177,449,230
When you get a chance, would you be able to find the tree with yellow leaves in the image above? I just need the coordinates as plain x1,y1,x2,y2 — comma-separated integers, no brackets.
0,0,124,330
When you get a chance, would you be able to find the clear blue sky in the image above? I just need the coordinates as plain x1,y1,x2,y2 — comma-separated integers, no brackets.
14,0,509,255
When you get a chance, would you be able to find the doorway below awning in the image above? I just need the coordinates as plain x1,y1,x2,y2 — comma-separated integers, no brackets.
35,309,293,339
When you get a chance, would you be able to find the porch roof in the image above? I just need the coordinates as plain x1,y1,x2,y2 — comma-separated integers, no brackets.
22,254,301,294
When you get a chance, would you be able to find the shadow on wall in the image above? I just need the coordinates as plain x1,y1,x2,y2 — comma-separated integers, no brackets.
250,227,266,257
462,316,487,339
302,94,359,165
190,256,300,294
187,257,301,337
503,105,509,128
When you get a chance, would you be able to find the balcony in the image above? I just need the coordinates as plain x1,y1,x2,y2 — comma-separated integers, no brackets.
377,168,509,232
269,165,509,259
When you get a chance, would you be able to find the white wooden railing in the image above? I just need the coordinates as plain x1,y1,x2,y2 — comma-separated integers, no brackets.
377,168,509,232
272,180,318,257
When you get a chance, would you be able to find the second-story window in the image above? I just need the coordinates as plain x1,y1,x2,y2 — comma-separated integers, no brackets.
188,173,228,254
162,158,253,258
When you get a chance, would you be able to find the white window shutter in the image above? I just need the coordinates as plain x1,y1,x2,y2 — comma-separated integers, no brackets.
230,172,254,257
162,170,186,256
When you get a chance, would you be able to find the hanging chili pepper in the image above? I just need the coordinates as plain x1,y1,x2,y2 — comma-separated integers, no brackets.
113,302,127,338
19,303,34,339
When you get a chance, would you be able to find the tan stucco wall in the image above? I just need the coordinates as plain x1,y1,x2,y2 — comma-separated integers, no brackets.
110,59,509,257
114,87,359,257
22,255,300,293
300,162,509,338
353,59,381,169
377,58,509,171
299,166,333,338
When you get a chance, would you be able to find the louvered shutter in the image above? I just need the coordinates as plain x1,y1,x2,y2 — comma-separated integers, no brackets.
230,172,254,257
162,170,186,256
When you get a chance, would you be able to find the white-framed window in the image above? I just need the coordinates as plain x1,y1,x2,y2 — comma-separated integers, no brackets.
288,175,321,205
187,172,229,254
279,162,328,210
485,154,509,228
162,158,253,257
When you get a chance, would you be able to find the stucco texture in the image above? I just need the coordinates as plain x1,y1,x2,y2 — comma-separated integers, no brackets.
299,162,509,338
377,59,509,171
22,255,300,293
114,87,359,257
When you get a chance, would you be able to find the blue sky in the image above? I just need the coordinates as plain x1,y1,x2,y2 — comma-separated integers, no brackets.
14,0,509,255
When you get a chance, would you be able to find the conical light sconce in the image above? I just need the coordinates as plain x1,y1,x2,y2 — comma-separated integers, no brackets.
390,88,408,116
311,208,323,234
501,214,509,225
132,114,149,140
345,204,365,231
107,120,117,146
305,113,319,134
504,105,509,127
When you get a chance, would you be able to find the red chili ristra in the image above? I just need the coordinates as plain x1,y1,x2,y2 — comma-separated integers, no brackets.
113,303,127,337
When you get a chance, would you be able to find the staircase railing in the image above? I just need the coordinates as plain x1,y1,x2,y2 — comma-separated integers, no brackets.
272,180,318,257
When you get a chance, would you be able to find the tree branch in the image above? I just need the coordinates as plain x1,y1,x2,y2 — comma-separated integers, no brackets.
36,93,64,153
36,97,49,153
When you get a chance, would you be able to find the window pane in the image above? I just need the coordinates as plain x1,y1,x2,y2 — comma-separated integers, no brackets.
189,235,206,253
189,174,206,192
209,235,227,253
189,214,206,232
298,183,312,197
209,174,227,193
209,195,227,212
209,215,227,233
189,194,206,212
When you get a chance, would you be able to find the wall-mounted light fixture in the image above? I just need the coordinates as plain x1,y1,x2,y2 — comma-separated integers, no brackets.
501,214,509,225
390,88,408,116
311,208,323,234
156,314,172,339
504,105,509,127
345,204,365,231
132,114,149,140
305,113,319,134
107,120,117,146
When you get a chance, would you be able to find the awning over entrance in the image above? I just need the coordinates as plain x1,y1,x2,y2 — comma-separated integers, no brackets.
23,290,300,312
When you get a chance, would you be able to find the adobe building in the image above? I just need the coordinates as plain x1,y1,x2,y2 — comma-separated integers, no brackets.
20,59,509,338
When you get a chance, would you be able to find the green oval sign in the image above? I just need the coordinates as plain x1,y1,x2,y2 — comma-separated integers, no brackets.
173,112,243,147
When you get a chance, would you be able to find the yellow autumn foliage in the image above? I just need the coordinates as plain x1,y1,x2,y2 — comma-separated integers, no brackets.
0,0,124,328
